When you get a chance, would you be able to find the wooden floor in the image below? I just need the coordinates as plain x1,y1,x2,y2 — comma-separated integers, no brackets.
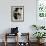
0,42,46,46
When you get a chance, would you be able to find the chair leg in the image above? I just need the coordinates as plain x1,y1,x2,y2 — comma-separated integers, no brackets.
4,41,7,46
4,33,7,46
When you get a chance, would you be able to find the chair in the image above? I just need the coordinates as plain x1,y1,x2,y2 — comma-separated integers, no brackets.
18,33,30,46
4,27,19,46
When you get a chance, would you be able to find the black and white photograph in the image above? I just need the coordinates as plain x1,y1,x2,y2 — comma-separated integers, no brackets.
11,6,24,22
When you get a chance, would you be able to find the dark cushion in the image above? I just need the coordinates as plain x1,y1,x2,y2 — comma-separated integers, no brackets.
11,27,18,34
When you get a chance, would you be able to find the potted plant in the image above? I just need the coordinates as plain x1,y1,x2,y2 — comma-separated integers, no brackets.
33,32,46,43
32,25,39,30
32,24,45,30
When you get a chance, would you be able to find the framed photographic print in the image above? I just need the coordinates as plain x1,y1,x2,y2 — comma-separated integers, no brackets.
37,0,46,18
11,6,24,22
36,0,46,26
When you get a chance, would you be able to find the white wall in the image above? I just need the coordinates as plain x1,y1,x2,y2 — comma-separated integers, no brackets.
0,0,37,35
0,0,37,42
